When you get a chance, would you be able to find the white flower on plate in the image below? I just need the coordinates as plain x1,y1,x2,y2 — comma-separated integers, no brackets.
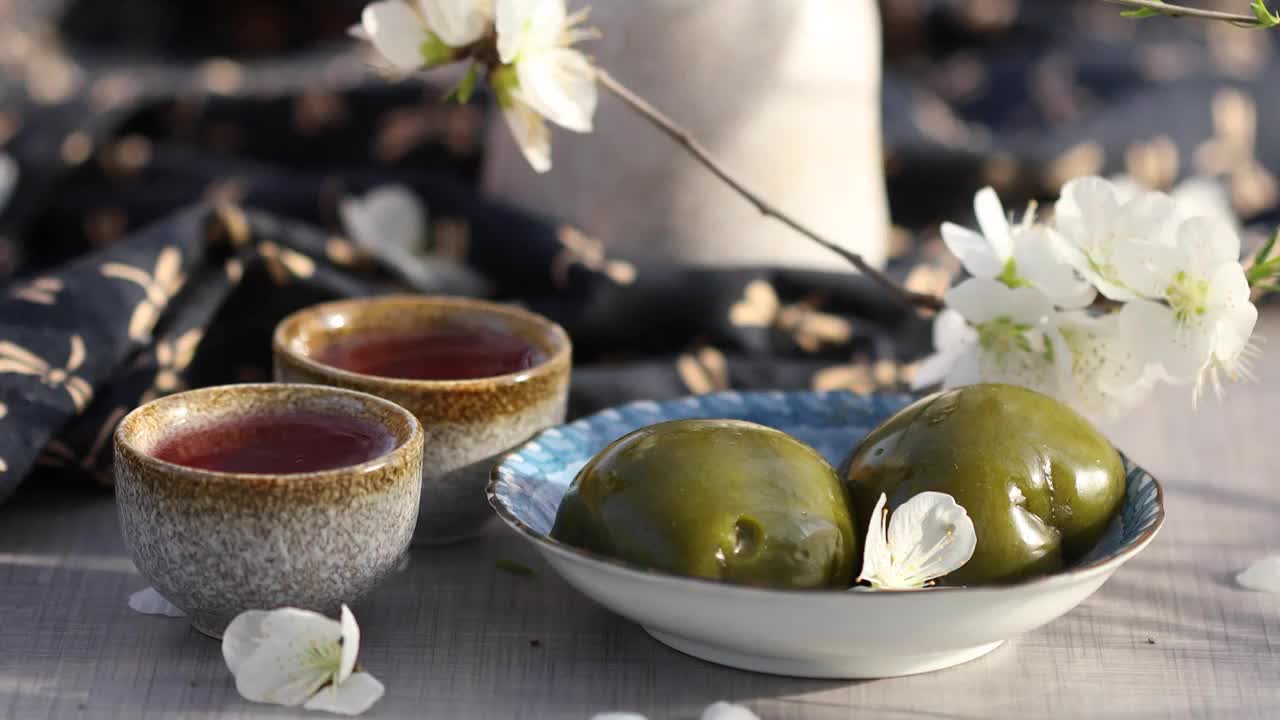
492,0,598,172
912,278,1061,395
1113,215,1259,403
339,184,426,256
590,703,759,720
127,587,185,618
1053,176,1178,301
858,492,977,590
359,0,493,71
1237,555,1280,593
941,187,1095,308
222,605,385,716
1053,310,1154,421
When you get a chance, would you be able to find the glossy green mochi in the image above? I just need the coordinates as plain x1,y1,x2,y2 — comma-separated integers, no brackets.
551,419,857,589
841,384,1125,585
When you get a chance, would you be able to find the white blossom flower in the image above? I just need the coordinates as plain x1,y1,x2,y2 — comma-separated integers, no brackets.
128,587,185,617
492,0,598,172
912,278,1061,394
1053,176,1179,301
1237,555,1280,593
942,187,1095,308
1113,215,1259,402
360,0,492,71
858,492,977,590
589,703,759,720
222,605,384,716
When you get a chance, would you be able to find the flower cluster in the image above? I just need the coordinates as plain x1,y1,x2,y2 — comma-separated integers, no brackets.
357,0,597,173
916,177,1262,419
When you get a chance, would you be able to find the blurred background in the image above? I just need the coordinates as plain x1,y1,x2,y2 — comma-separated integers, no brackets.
0,0,1275,496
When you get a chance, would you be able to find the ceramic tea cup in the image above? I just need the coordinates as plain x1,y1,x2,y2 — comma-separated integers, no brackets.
273,295,571,544
114,383,424,638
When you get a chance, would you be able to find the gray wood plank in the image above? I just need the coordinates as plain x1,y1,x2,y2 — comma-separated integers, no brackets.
3,315,1280,719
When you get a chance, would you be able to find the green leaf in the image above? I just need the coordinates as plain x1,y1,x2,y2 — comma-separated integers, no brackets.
420,32,454,67
1254,228,1278,266
496,559,536,577
489,64,519,109
1252,0,1280,27
1121,1,1164,18
444,63,479,104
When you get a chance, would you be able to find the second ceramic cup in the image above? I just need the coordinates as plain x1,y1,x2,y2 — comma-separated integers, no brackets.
273,295,571,544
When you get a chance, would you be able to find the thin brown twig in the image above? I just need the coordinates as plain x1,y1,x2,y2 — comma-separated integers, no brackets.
1100,0,1265,27
594,67,944,312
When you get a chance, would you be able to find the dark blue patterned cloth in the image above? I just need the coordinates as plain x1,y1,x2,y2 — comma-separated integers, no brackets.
0,0,1274,500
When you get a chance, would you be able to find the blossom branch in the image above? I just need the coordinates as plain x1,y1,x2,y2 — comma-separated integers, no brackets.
1101,0,1279,27
594,68,944,312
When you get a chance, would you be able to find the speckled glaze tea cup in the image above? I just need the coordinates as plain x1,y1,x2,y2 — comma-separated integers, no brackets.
273,295,571,544
114,383,424,638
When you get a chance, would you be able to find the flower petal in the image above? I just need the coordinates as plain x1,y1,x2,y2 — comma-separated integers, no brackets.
338,605,360,685
224,608,344,707
514,47,597,133
857,493,893,587
946,278,1055,327
500,97,552,173
973,187,1012,262
1170,176,1236,228
128,587,186,617
1176,216,1241,272
885,491,977,586
338,185,426,255
940,223,1004,279
496,0,565,63
912,310,976,390
933,308,976,352
301,671,386,716
943,278,1008,325
1013,227,1097,308
1117,190,1178,244
222,610,272,675
1237,556,1280,593
419,0,491,47
1054,311,1154,420
1118,298,1211,381
701,701,761,720
1056,176,1119,246
361,1,429,71
941,344,981,389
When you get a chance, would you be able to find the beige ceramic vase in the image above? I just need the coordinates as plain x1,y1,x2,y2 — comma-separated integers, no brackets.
483,0,889,271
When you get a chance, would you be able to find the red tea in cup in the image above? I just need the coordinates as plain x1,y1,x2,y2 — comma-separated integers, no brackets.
314,327,543,381
151,411,395,474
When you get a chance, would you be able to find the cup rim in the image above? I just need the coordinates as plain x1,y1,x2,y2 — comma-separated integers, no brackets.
272,295,572,390
115,382,424,485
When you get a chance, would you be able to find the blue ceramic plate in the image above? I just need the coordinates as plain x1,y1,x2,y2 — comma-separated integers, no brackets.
488,390,1164,678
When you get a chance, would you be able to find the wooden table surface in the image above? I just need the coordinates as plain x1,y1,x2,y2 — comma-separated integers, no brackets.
4,314,1280,720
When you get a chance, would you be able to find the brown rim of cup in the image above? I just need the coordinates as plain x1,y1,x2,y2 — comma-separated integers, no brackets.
114,382,424,487
271,295,573,390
